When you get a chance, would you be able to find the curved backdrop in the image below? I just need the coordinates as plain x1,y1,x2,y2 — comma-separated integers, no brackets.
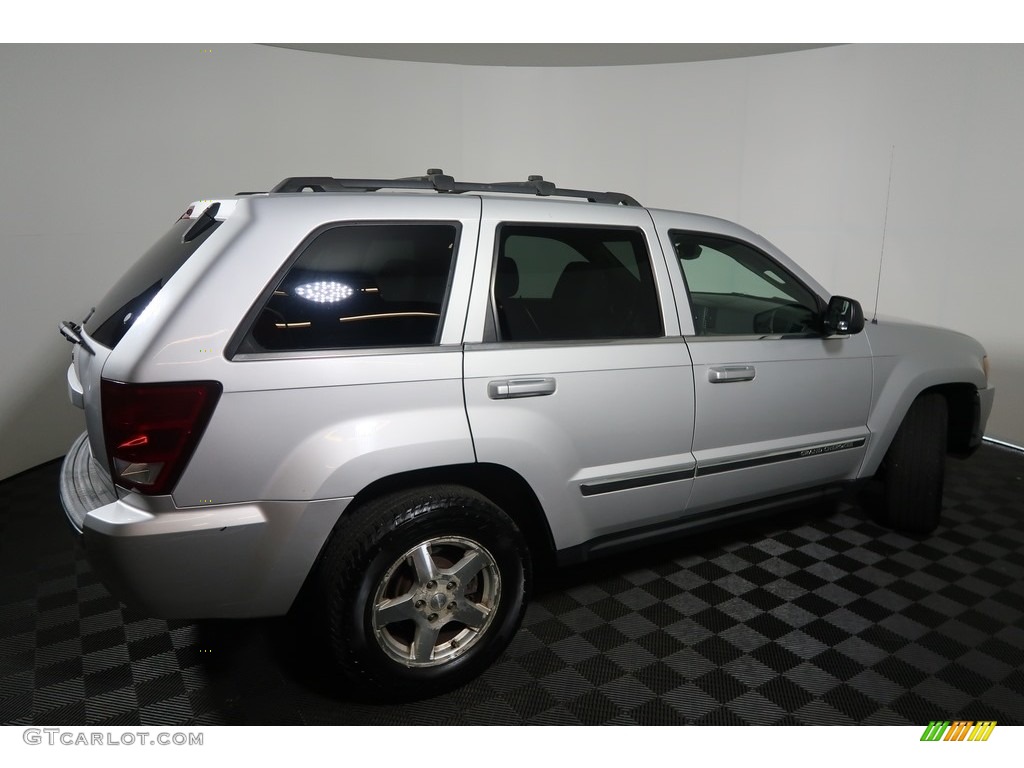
1,43,1020,479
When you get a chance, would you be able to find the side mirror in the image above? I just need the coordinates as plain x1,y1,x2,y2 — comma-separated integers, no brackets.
823,295,864,335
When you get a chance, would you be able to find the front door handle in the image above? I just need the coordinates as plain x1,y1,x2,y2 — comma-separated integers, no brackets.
487,377,557,399
708,365,756,383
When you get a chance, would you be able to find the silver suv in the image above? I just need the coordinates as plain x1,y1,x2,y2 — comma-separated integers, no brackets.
58,171,994,700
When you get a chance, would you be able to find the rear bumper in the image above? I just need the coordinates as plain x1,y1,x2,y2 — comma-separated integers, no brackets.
60,431,116,532
59,431,349,618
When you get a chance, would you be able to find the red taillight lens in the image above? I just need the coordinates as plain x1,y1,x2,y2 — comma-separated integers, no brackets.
101,379,222,495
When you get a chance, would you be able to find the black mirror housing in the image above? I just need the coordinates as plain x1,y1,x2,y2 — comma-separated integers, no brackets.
824,295,864,335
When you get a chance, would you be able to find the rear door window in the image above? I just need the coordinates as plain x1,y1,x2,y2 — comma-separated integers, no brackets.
237,222,458,353
493,224,663,341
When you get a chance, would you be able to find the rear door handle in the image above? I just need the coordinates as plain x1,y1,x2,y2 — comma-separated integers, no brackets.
487,377,557,399
708,365,756,383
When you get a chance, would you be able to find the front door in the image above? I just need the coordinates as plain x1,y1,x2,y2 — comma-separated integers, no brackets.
651,213,873,516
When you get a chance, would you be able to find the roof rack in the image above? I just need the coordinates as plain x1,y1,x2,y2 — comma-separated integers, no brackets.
265,169,641,207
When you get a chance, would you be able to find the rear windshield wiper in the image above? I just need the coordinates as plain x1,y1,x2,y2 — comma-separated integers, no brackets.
59,308,96,355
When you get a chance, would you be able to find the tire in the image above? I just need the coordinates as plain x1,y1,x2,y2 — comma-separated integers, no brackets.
878,392,948,534
316,485,530,701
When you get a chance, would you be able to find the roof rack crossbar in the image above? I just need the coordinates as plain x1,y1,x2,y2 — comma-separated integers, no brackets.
269,170,641,206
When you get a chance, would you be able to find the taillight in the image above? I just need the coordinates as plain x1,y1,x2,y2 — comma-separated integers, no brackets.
101,379,222,495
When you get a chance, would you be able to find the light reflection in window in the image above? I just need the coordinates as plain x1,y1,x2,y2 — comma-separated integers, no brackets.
295,281,354,303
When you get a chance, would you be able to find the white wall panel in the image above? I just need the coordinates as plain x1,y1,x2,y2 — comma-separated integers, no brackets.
0,43,1020,480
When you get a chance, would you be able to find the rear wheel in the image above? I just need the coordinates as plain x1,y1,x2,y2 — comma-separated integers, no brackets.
317,485,530,701
878,392,948,534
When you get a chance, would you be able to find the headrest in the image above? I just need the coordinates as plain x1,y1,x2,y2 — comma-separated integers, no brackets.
495,256,519,299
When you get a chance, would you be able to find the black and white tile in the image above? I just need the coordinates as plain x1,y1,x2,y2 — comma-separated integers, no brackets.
2,445,1022,725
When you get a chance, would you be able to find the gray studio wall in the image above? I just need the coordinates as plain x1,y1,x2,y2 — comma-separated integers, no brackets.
0,43,1021,481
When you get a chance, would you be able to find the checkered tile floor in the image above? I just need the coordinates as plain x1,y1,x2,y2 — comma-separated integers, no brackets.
2,445,1022,725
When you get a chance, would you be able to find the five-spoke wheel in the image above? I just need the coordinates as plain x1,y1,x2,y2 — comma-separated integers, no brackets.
372,536,501,667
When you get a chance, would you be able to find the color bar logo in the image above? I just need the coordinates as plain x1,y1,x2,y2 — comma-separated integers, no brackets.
920,721,997,742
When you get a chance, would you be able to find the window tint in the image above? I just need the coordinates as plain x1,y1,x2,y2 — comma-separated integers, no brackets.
671,232,820,336
494,225,662,341
86,209,222,349
240,223,457,353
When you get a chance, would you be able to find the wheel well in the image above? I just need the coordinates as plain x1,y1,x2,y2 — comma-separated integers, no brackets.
923,383,979,455
348,463,557,568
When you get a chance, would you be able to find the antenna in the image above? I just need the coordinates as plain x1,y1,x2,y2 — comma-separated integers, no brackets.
871,146,895,324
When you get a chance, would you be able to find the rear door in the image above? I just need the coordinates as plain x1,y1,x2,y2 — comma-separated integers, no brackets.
463,199,696,554
651,213,873,515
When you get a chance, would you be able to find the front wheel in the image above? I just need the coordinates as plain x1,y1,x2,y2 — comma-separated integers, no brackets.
317,485,530,701
877,392,948,534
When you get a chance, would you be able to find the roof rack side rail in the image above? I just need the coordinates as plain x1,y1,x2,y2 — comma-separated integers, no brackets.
269,171,641,206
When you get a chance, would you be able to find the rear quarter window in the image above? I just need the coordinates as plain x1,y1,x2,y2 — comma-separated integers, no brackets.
234,222,459,354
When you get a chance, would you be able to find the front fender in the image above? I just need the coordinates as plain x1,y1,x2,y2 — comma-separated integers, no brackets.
860,320,989,476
